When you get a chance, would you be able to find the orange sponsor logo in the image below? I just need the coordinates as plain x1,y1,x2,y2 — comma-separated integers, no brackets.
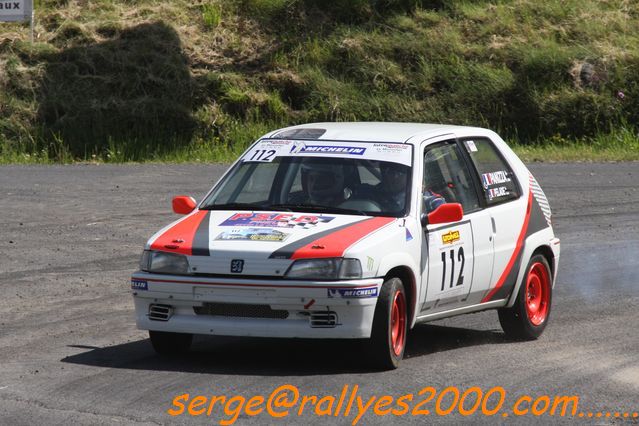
441,230,460,245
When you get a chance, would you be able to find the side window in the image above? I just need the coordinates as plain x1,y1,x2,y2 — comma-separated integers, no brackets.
423,142,480,214
462,138,520,205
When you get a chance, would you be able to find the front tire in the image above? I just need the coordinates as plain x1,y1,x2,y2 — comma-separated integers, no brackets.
370,277,408,370
149,330,193,355
499,254,552,340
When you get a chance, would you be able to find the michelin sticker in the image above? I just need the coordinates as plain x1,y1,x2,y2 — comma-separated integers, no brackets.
131,279,148,291
216,228,290,242
327,287,378,298
289,142,366,155
220,213,335,229
243,139,412,166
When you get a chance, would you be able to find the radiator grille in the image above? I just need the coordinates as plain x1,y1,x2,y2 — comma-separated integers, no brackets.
194,303,289,319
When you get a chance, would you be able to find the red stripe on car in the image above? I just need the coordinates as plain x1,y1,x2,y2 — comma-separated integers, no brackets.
290,217,396,259
481,190,533,303
150,210,209,256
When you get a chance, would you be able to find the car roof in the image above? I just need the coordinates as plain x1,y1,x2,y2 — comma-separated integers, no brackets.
264,122,492,144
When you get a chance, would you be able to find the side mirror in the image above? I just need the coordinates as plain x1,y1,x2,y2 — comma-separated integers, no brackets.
421,203,463,226
172,196,197,215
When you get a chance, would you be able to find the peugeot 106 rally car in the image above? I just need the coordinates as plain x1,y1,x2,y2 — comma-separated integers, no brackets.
131,122,560,369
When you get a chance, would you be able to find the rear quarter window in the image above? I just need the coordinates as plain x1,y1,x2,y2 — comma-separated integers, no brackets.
463,138,520,206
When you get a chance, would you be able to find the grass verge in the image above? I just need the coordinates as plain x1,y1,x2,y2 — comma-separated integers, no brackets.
2,1,639,162
2,130,638,164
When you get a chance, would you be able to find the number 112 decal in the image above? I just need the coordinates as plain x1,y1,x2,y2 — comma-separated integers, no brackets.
441,247,465,291
248,149,276,161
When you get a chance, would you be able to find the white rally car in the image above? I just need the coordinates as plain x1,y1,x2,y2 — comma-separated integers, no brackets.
131,122,560,369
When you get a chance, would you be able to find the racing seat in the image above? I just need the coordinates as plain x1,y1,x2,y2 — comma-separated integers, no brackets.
425,162,457,204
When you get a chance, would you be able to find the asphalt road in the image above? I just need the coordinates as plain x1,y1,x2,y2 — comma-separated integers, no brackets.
1,162,638,425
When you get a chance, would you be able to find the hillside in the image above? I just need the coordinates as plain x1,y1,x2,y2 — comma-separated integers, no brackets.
1,0,638,162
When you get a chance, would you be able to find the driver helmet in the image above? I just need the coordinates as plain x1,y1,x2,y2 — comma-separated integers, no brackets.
301,158,347,203
380,161,408,193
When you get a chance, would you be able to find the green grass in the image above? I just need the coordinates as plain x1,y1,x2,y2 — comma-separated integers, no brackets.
2,0,639,163
513,127,639,163
201,3,222,29
513,144,639,163
3,130,638,164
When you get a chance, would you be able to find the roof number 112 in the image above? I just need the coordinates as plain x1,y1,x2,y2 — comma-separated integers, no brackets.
249,149,276,161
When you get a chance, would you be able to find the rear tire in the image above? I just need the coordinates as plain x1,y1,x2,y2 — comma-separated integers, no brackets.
149,330,193,355
370,277,408,370
499,254,552,340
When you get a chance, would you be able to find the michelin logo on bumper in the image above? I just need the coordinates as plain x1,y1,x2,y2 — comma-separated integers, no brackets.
328,286,378,298
131,279,148,291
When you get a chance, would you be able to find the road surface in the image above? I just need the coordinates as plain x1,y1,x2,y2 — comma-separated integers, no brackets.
1,162,637,424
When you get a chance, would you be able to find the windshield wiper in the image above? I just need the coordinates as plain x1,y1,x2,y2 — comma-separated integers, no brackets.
266,203,369,216
202,202,369,216
200,202,265,211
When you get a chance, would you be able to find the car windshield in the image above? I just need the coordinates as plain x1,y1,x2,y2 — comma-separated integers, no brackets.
201,147,412,217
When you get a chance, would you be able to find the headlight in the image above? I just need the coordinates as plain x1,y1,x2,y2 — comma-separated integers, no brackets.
139,250,190,275
284,258,362,280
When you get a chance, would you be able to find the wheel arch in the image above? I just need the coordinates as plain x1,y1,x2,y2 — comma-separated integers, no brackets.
532,245,555,279
506,242,555,307
382,266,418,329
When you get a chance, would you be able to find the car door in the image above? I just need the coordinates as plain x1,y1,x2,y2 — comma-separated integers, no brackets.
460,137,524,303
418,140,495,314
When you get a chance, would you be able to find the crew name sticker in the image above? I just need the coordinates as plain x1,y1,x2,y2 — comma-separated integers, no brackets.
487,186,509,200
481,170,511,189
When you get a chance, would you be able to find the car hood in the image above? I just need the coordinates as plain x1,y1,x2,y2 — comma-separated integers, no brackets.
146,210,396,276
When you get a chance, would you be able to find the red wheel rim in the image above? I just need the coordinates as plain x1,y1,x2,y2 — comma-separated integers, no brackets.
525,262,550,326
390,290,406,356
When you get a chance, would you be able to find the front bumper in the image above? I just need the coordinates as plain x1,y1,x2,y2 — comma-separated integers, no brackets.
130,272,383,339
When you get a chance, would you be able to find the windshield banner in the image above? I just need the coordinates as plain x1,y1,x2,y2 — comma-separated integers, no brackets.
242,139,412,166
